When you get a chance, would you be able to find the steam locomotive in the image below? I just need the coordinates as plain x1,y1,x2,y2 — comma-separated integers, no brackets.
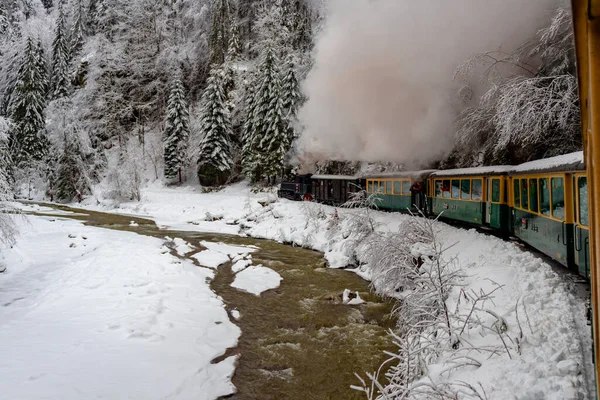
278,152,589,280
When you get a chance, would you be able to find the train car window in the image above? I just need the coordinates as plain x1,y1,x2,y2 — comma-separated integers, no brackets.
442,180,451,198
579,177,588,226
472,179,482,200
385,181,392,194
514,179,520,208
393,181,401,195
461,179,471,199
521,179,529,210
435,180,442,197
540,178,551,216
551,177,565,219
492,179,501,203
529,178,538,212
451,180,460,199
402,181,411,195
368,181,373,193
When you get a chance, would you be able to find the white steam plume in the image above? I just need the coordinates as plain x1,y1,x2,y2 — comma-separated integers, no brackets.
296,0,560,169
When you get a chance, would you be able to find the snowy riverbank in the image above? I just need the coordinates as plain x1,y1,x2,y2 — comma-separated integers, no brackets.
0,212,240,399
74,181,594,399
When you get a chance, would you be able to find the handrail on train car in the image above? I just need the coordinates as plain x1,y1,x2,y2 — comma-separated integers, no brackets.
571,0,600,395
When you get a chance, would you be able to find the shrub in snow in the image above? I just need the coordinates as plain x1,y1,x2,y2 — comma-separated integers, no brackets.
354,216,523,400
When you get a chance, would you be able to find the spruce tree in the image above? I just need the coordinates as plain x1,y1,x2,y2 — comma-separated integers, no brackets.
9,37,49,165
242,44,288,181
226,16,241,60
55,129,90,201
0,118,13,199
42,0,54,10
280,54,301,141
163,77,190,182
51,3,71,99
70,0,86,59
241,74,258,178
197,66,233,185
0,3,8,37
209,0,232,65
87,0,105,36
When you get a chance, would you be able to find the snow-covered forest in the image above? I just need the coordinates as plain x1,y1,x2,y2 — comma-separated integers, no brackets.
0,0,312,203
0,0,581,201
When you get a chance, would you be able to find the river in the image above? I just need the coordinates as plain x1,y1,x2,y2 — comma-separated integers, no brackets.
26,203,395,399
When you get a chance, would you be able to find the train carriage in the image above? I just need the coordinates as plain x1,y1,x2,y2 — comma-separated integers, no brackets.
311,174,361,205
508,152,588,275
364,170,436,213
429,167,512,231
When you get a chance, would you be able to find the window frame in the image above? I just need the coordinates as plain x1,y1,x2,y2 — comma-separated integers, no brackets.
385,180,392,195
511,173,568,222
576,174,589,227
432,177,485,202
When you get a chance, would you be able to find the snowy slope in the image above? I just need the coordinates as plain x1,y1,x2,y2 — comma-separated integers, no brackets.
0,215,240,400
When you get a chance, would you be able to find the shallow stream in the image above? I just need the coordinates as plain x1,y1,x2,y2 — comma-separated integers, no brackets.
26,203,396,399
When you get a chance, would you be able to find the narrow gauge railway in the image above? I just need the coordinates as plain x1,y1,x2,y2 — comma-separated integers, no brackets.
278,151,590,280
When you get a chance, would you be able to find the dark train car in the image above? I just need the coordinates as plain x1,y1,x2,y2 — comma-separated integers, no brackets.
364,170,436,214
429,166,512,232
508,152,589,276
277,174,313,200
311,174,361,205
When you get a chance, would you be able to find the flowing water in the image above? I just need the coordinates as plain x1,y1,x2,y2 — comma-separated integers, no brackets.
26,203,396,399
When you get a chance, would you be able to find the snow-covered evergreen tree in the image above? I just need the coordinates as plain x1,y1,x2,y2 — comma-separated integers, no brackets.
42,0,53,11
241,73,257,177
9,37,49,165
87,0,106,36
69,0,86,59
226,15,241,60
197,66,233,185
54,128,91,201
242,43,289,181
209,0,232,64
0,3,8,37
279,54,301,140
51,2,71,99
0,117,13,198
163,76,190,182
281,0,312,51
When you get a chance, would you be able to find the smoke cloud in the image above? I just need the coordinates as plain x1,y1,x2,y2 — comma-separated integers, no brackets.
296,0,560,169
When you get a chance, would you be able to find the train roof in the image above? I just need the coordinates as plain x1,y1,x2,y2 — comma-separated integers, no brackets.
431,165,514,177
310,174,359,180
509,151,585,174
361,169,438,179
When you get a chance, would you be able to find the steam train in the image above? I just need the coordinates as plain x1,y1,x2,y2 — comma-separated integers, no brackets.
278,151,590,279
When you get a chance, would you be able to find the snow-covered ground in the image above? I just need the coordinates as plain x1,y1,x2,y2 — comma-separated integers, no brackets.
0,213,240,400
75,181,594,399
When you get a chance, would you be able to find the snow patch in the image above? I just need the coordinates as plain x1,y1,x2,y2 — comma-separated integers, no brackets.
231,265,282,296
232,259,252,273
192,250,230,269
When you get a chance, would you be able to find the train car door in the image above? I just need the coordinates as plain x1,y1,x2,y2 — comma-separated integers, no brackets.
574,174,590,278
485,178,492,224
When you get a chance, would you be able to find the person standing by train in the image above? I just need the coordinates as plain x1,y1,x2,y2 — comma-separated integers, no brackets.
410,180,425,213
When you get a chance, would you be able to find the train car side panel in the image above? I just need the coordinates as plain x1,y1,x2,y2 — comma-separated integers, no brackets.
431,177,485,224
511,173,574,268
